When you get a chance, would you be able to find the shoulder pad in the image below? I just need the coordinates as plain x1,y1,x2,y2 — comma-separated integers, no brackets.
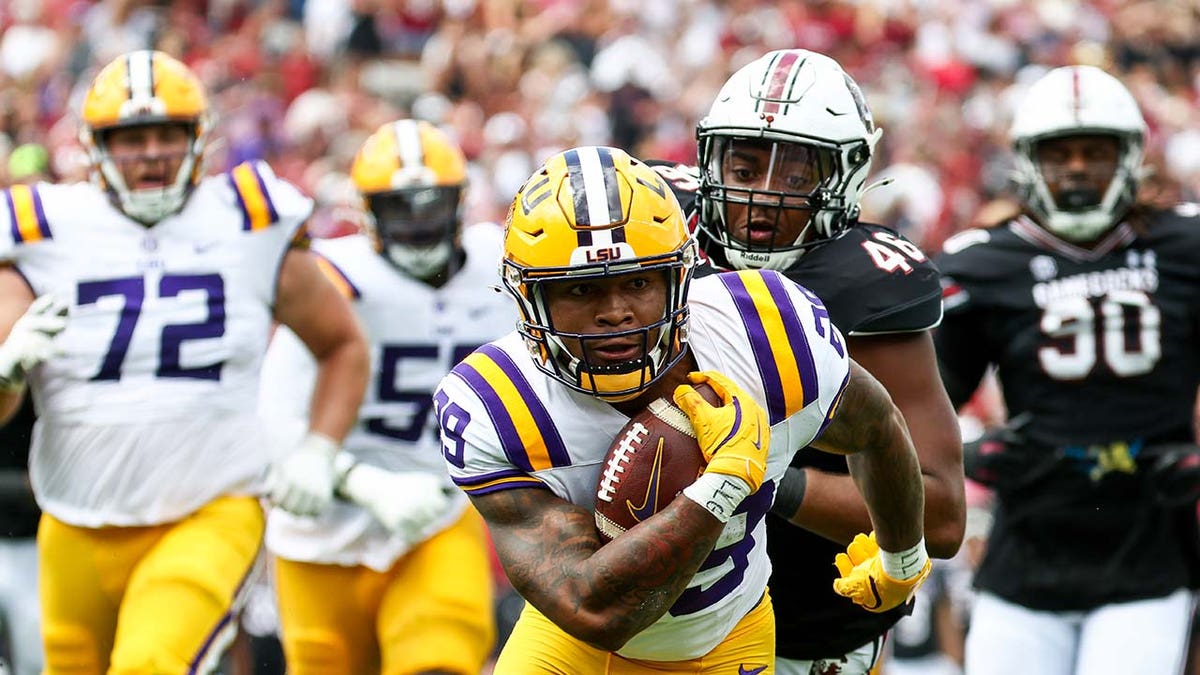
226,160,313,232
714,269,848,424
2,184,52,247
311,249,361,300
941,228,992,255
644,160,699,215
796,225,942,335
449,343,571,474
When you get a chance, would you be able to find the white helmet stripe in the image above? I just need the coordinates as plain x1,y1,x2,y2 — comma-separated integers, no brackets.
564,146,625,250
392,119,424,171
126,50,156,104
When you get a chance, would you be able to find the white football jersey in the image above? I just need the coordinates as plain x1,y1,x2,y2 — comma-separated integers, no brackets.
260,223,516,571
0,161,312,526
435,268,851,661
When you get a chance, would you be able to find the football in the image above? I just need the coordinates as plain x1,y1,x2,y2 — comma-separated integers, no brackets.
594,383,719,541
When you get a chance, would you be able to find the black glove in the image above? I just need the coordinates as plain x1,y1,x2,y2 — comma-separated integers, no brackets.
1141,443,1200,506
963,413,1034,489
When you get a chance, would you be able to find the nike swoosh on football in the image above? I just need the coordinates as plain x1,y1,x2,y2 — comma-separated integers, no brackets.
738,665,768,675
626,439,664,523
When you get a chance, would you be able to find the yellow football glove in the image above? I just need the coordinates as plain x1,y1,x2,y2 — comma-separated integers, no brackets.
833,532,932,613
673,370,770,493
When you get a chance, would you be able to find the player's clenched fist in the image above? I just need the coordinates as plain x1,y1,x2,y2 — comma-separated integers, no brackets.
833,531,931,613
674,370,769,493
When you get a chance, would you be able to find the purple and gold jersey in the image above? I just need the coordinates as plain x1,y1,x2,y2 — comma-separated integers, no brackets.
435,269,850,661
0,161,311,527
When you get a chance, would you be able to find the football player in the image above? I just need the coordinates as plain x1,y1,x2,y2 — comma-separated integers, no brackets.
258,119,508,674
434,145,932,673
649,49,965,674
0,50,369,673
936,65,1200,675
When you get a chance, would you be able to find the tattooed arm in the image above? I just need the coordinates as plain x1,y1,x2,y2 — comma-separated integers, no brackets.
799,359,927,553
470,486,723,651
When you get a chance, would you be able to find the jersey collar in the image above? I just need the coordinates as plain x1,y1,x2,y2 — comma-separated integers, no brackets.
1009,216,1136,262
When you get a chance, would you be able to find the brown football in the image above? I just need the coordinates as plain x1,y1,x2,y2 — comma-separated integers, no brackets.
594,382,719,542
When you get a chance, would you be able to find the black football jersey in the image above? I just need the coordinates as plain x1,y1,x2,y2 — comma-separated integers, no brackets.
648,159,947,658
935,211,1200,610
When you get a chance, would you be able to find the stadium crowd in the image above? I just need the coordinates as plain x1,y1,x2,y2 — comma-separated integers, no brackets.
1,0,1199,251
0,0,1198,674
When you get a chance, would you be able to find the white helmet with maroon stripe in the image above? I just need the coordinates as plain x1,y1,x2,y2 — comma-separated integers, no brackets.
1010,65,1146,243
697,49,882,271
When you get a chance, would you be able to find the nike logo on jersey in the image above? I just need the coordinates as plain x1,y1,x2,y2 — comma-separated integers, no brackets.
738,665,767,675
626,439,664,522
193,240,219,254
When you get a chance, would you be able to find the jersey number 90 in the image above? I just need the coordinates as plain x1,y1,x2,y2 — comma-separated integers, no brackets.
1039,290,1161,380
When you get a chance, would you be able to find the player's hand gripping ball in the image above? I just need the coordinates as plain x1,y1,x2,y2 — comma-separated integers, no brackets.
593,383,719,541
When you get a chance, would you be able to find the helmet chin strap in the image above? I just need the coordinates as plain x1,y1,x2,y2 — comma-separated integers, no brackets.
546,330,671,400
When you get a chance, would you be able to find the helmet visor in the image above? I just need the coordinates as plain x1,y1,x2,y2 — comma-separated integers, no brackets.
708,138,838,251
368,186,461,247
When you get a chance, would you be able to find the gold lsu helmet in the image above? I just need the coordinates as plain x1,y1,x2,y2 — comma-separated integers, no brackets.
80,50,213,224
503,146,697,401
351,119,467,280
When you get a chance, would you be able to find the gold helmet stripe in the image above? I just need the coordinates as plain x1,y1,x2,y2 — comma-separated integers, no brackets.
564,146,625,247
391,119,424,182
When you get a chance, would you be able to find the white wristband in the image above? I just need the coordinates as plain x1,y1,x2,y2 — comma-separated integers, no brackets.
682,472,751,523
880,538,929,580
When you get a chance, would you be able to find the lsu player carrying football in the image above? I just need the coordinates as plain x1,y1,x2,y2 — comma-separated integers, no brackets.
936,65,1200,675
649,49,964,674
258,120,509,674
0,50,369,673
433,146,931,673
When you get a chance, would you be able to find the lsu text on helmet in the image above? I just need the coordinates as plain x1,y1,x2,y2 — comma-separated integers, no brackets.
503,146,697,402
351,119,467,280
80,50,213,224
1010,65,1146,243
697,49,882,271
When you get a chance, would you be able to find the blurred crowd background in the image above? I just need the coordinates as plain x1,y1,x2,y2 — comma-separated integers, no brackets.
1,0,1198,672
2,0,1199,255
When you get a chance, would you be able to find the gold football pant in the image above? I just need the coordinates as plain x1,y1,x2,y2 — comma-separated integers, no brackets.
38,495,265,675
274,506,496,675
494,591,775,674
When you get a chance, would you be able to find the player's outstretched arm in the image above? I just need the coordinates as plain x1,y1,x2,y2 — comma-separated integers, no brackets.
274,245,369,440
778,333,965,558
809,360,931,613
809,359,925,555
471,486,723,652
269,244,370,516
